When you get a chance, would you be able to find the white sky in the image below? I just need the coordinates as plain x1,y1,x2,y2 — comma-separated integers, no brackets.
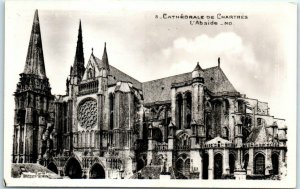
5,1,296,122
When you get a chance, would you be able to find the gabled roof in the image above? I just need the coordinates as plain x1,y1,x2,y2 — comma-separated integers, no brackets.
108,65,142,89
142,66,237,104
205,136,231,144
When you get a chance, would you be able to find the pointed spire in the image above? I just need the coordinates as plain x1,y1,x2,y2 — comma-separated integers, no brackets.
101,42,110,70
23,9,46,78
71,20,85,78
193,62,203,71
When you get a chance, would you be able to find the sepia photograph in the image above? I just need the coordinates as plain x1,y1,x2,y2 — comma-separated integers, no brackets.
4,0,297,188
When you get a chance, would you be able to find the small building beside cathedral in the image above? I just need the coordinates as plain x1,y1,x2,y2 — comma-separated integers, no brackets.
12,10,288,180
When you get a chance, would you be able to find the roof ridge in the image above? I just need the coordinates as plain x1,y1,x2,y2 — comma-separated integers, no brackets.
142,66,219,83
109,65,141,83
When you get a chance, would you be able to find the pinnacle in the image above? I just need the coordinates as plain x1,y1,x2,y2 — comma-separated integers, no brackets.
193,62,203,71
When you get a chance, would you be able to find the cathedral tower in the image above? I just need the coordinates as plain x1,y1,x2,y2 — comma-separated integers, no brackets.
190,62,205,178
13,10,54,164
68,20,85,96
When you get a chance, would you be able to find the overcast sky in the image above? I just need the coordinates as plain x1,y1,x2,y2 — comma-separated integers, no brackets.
5,1,296,121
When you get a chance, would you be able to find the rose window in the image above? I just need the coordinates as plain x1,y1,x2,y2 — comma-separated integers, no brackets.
78,99,97,129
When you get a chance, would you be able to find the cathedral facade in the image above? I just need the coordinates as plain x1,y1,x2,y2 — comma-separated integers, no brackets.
12,10,288,180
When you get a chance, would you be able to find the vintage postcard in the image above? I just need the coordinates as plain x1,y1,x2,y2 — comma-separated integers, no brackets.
4,0,297,188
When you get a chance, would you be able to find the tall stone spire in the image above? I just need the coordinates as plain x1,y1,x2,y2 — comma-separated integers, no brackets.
101,42,110,70
23,9,46,78
71,20,85,79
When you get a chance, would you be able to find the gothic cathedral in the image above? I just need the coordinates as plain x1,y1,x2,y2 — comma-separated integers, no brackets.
12,10,288,180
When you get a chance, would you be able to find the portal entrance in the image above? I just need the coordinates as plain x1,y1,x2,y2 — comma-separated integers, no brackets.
229,154,235,174
202,153,209,179
65,158,83,179
47,162,58,174
254,153,265,175
272,153,279,175
90,163,105,179
137,159,145,171
214,153,223,179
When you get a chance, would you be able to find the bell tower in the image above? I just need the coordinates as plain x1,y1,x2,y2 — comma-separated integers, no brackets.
13,10,54,164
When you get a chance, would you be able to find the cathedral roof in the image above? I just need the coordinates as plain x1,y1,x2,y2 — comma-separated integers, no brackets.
23,10,47,78
142,66,237,104
108,65,143,89
246,125,272,143
86,53,142,89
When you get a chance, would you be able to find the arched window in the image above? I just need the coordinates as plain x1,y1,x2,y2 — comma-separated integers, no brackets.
177,133,190,148
78,132,82,148
109,93,114,130
90,131,94,148
205,113,212,140
185,92,192,129
213,101,222,136
237,100,244,113
222,127,229,139
87,67,95,79
254,153,265,175
86,131,90,148
176,94,183,129
257,118,262,126
82,131,86,148
224,100,230,115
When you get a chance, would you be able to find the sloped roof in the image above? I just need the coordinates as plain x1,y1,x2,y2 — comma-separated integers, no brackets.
86,54,142,89
206,136,231,144
246,125,272,143
142,66,237,104
108,65,142,89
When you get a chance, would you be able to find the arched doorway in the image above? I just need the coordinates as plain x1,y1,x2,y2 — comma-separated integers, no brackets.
272,153,279,175
47,162,58,174
184,159,190,174
90,163,105,179
229,154,235,174
65,158,83,179
137,158,145,172
202,153,209,179
176,159,184,173
254,153,265,175
214,153,223,179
